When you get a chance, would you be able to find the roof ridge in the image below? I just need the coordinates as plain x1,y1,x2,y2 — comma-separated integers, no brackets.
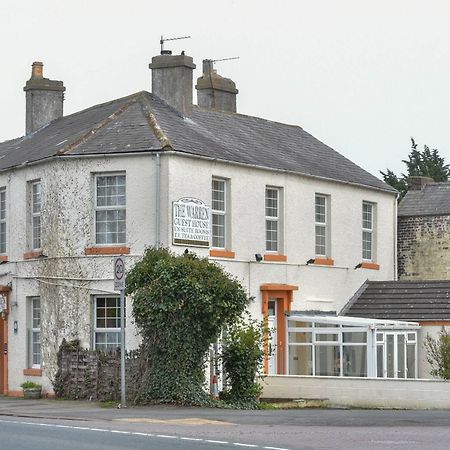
193,104,305,131
57,95,140,155
137,93,172,149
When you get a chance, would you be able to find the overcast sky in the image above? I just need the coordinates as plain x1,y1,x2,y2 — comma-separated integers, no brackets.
1,0,449,178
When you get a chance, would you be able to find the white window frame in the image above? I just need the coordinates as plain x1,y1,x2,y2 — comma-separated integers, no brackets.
29,297,41,368
362,201,375,261
94,173,126,245
265,187,281,252
93,296,124,350
211,178,227,249
315,194,328,257
31,180,42,250
0,187,6,254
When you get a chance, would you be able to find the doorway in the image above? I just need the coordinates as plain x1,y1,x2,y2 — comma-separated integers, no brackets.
382,332,416,379
261,283,298,375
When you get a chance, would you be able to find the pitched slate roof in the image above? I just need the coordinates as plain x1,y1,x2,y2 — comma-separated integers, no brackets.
0,91,394,192
398,183,450,216
342,280,450,321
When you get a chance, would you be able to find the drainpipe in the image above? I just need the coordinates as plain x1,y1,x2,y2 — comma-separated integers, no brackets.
155,153,161,249
393,193,398,280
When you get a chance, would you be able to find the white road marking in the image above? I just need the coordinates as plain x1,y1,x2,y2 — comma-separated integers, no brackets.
263,447,291,450
0,418,293,449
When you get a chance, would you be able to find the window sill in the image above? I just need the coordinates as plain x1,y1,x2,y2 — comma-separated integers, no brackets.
263,254,287,262
0,255,8,263
312,258,334,266
23,251,43,260
85,246,130,256
23,368,42,376
209,249,235,259
360,262,380,270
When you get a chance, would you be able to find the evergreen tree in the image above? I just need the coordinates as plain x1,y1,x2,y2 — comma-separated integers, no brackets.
380,138,449,199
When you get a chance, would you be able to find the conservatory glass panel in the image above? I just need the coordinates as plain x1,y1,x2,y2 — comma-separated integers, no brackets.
342,345,367,377
343,332,367,343
407,344,416,378
386,335,395,378
377,345,384,377
289,332,312,343
289,346,312,375
315,346,340,376
397,334,406,378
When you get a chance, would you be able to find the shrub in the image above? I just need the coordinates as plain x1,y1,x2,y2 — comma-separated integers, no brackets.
126,247,250,405
221,316,265,404
424,327,450,379
21,381,41,389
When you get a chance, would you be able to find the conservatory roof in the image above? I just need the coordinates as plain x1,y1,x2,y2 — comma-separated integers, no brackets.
288,313,420,329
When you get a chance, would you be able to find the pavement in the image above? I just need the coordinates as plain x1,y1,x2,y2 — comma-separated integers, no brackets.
2,396,450,450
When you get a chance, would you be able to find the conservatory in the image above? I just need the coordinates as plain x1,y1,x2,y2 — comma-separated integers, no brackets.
286,315,420,379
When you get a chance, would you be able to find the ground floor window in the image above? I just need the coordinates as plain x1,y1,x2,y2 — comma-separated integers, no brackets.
287,315,418,378
29,297,41,368
94,296,124,350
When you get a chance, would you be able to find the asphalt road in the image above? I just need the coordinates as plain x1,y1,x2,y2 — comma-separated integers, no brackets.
1,398,450,449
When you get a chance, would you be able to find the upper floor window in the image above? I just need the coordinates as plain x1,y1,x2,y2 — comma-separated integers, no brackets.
29,297,41,368
362,202,375,260
31,181,42,250
265,187,280,252
95,174,126,245
315,194,328,257
0,188,6,254
94,296,124,350
212,178,227,248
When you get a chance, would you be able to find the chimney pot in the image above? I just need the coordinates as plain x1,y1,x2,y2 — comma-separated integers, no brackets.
31,61,44,79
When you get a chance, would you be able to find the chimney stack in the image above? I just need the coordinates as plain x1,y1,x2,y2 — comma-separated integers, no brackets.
149,53,196,116
408,176,434,191
23,62,65,135
196,60,238,113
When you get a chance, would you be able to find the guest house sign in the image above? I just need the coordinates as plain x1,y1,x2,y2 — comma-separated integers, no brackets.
173,197,211,247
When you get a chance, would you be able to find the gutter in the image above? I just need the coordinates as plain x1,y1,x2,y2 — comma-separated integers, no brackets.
1,150,395,195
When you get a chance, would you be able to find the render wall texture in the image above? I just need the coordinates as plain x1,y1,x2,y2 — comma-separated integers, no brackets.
398,215,450,279
1,151,396,393
260,375,450,409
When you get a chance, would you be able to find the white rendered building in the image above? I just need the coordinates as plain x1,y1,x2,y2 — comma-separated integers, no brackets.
0,53,399,395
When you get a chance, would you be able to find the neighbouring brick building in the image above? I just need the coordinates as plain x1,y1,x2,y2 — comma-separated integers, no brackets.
398,177,450,280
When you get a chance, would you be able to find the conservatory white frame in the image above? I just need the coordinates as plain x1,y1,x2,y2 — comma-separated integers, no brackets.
287,315,420,379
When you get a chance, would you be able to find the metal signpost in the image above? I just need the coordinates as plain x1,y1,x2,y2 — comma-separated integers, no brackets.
114,256,126,407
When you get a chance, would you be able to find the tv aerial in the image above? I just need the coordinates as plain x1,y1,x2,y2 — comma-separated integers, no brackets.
160,35,191,55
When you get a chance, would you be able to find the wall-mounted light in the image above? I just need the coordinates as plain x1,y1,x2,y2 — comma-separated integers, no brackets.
14,321,18,334
354,263,362,270
306,258,315,265
255,253,263,262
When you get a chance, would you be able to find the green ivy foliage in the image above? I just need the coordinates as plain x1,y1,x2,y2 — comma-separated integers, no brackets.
126,247,250,405
221,316,265,405
424,327,450,380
